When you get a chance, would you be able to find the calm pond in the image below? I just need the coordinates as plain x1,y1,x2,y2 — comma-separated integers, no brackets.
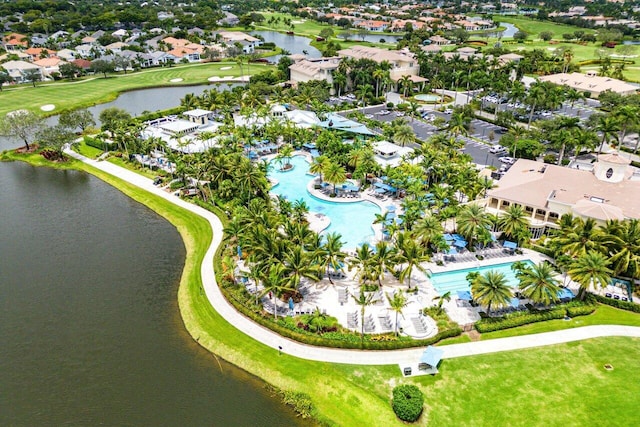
0,158,303,423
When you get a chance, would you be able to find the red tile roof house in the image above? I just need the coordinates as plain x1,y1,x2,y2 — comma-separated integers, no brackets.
3,33,28,51
356,20,389,32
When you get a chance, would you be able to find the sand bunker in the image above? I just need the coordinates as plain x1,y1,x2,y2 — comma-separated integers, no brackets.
220,66,232,70
40,104,55,112
169,78,183,82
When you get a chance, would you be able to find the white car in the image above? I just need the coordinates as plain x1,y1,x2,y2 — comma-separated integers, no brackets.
365,114,374,119
499,156,516,164
377,109,390,115
396,112,405,117
443,108,453,114
489,145,507,154
346,94,356,99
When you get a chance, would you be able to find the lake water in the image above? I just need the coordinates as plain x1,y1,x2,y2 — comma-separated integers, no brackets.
0,162,303,425
252,31,322,58
0,84,239,151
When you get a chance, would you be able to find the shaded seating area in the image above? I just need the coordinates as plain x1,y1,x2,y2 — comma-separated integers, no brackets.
418,346,444,374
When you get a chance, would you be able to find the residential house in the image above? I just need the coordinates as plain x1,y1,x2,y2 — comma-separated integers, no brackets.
215,31,262,50
57,48,77,61
148,51,178,66
218,11,239,26
30,33,48,47
24,47,56,61
105,42,129,53
112,29,128,39
355,20,389,32
3,33,28,51
72,59,92,71
429,35,451,45
75,44,99,58
81,36,98,45
50,30,69,40
33,57,66,78
167,46,201,62
157,11,174,20
1,60,43,83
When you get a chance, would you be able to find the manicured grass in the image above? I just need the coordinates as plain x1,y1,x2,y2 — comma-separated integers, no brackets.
419,337,640,426
75,140,102,159
4,151,640,426
0,61,270,116
496,16,596,38
481,304,640,340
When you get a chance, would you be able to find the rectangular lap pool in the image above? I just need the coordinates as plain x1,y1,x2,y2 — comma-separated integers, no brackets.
430,260,534,296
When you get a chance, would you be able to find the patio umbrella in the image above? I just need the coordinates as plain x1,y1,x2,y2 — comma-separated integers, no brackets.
386,205,396,211
288,297,294,311
443,233,454,241
503,241,518,249
509,297,520,308
447,247,458,255
453,240,467,248
375,188,386,193
457,290,472,301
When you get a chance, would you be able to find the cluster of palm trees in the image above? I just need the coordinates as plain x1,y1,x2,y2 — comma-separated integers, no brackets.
548,215,640,298
468,261,562,315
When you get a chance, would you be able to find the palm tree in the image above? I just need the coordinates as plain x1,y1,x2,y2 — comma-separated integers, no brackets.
393,124,415,147
356,83,374,112
595,115,620,155
323,161,346,195
471,270,512,315
396,237,430,290
556,218,604,257
607,219,640,279
282,246,322,290
446,111,471,137
317,232,346,284
498,204,530,244
309,154,329,182
386,291,409,336
568,251,612,299
352,289,380,345
372,68,388,98
259,263,293,320
525,82,547,129
517,262,561,306
398,75,412,98
432,291,451,314
456,203,492,247
614,105,640,150
372,241,396,286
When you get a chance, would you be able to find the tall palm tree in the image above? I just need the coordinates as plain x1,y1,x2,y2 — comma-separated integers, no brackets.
282,246,322,290
498,204,530,244
432,291,451,314
372,241,396,286
372,68,388,98
398,75,413,97
355,83,374,112
471,270,512,315
393,124,415,147
446,111,471,137
259,263,293,320
352,289,380,345
607,219,640,279
323,161,346,195
386,291,409,336
517,262,561,306
349,243,377,286
613,105,640,149
456,203,492,248
568,251,612,299
556,217,604,257
396,237,430,290
317,232,346,284
595,114,620,155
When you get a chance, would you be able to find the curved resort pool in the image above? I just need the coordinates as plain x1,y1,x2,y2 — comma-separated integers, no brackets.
429,260,534,295
268,156,380,249
414,93,442,103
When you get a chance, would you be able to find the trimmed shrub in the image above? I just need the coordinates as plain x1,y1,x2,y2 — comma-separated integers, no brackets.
566,304,596,317
392,385,424,422
475,308,567,333
592,294,640,313
84,136,117,151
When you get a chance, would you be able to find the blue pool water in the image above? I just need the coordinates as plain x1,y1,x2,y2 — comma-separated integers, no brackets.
430,260,534,295
268,156,380,249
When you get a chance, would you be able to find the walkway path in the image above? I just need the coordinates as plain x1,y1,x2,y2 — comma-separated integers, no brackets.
65,148,640,367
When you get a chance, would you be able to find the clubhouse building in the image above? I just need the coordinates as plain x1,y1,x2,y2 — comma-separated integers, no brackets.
485,154,640,238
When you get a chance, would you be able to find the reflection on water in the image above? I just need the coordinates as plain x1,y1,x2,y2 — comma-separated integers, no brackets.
0,162,303,426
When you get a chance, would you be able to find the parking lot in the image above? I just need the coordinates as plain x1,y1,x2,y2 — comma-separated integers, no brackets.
339,105,506,167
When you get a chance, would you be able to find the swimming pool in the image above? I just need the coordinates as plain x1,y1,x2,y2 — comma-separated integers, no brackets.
430,260,534,296
268,156,380,249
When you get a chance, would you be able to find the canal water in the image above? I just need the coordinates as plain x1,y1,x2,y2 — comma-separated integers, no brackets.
0,162,304,425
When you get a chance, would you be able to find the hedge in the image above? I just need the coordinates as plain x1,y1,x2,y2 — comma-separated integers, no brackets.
392,385,424,423
592,294,640,313
475,307,567,333
84,136,117,151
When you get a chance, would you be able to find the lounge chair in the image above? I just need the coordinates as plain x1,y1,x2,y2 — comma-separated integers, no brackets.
614,295,620,300
605,292,612,298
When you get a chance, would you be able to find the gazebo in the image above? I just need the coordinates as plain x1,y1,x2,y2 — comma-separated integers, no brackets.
419,346,444,374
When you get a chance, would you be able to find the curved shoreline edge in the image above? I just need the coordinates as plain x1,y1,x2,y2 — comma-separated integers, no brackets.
61,149,640,364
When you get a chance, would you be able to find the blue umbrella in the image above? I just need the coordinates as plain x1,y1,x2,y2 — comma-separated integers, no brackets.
509,297,520,308
447,247,458,255
386,205,396,211
453,240,467,248
288,297,294,310
457,290,472,301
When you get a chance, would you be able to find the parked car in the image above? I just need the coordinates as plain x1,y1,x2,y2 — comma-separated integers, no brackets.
396,111,405,117
443,108,453,114
499,156,516,164
489,144,508,154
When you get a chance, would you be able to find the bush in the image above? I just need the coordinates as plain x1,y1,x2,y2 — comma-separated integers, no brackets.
592,294,640,313
566,304,596,317
386,102,394,108
475,308,567,333
392,385,424,422
84,136,117,151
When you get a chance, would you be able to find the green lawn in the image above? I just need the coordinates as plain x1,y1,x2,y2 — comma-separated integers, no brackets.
4,151,640,426
0,61,270,116
482,305,640,340
496,16,596,39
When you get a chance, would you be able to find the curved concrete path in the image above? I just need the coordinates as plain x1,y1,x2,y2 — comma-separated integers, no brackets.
66,149,640,366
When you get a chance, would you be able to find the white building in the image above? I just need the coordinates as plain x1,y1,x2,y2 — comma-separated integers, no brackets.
141,109,222,153
289,57,341,91
371,140,414,167
539,71,638,98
